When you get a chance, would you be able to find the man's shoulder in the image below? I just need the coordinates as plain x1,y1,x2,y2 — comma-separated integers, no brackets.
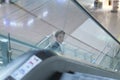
52,41,60,47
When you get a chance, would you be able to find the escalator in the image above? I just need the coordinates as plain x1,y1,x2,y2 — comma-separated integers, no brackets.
4,50,58,80
3,53,120,80
0,0,120,80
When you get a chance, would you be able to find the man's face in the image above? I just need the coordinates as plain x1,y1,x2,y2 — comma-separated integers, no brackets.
56,33,65,43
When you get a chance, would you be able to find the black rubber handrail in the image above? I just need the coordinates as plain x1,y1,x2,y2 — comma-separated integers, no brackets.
72,0,120,45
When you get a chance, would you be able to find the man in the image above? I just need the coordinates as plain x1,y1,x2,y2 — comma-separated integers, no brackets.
49,30,65,55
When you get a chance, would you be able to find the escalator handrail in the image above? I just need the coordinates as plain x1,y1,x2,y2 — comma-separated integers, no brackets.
72,0,120,45
36,34,53,47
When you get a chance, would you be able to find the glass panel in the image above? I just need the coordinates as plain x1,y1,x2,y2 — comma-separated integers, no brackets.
37,34,53,49
99,55,113,68
0,34,40,67
66,0,120,71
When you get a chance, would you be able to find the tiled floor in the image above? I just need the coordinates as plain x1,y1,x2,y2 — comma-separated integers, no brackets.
77,0,120,41
0,0,118,42
87,8,120,40
0,0,119,44
0,0,94,44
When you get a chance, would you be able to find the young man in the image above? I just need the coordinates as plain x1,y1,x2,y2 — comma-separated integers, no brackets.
49,30,65,55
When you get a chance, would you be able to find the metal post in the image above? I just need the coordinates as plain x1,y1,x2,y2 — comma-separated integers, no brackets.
0,39,9,65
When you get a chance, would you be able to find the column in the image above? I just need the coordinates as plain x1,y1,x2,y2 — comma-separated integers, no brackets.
111,0,119,12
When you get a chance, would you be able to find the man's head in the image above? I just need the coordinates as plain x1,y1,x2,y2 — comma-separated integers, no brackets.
55,30,65,43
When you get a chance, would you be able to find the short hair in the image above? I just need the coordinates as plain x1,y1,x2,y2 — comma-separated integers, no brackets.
55,30,65,38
